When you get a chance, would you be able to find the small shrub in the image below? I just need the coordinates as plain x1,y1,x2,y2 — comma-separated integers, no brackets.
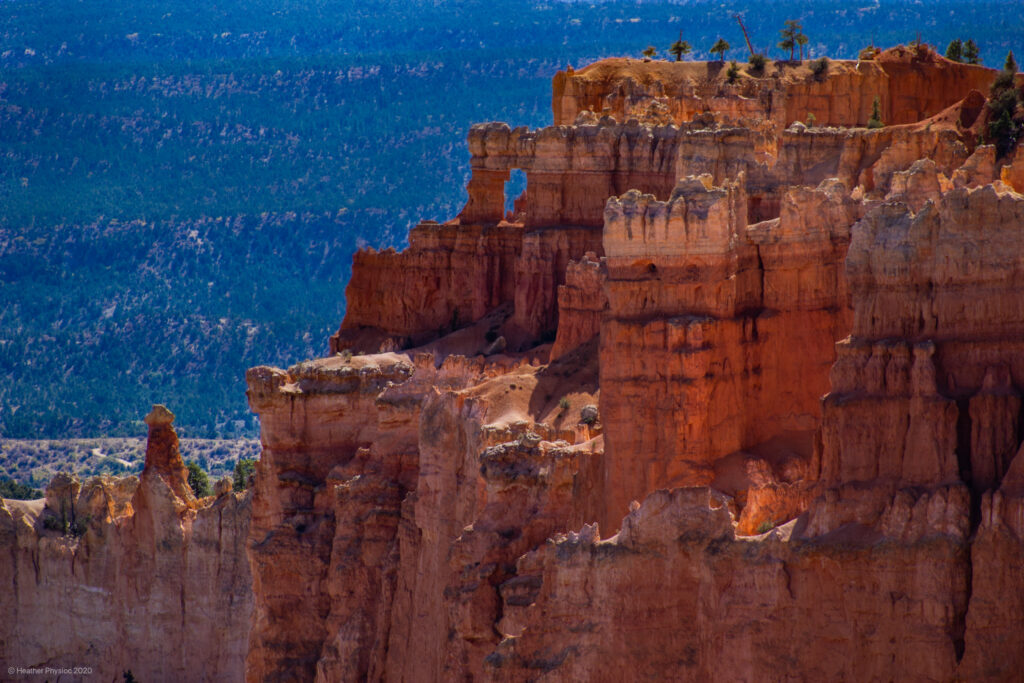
756,520,776,534
42,510,89,536
867,96,884,129
806,112,817,127
810,57,829,77
43,514,67,533
748,53,767,74
70,514,91,537
726,60,741,84
858,45,878,61
557,397,570,411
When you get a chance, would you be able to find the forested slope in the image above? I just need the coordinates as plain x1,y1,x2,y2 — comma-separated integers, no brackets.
2,0,1021,441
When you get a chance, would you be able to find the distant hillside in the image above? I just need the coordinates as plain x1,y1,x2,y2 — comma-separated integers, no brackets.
2,0,1022,440
0,437,260,490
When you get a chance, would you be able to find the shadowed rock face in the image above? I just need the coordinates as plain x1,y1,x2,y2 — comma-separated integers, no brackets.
7,48,1024,682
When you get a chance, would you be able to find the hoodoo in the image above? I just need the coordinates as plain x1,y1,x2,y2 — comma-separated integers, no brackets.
244,46,1024,680
5,44,1024,681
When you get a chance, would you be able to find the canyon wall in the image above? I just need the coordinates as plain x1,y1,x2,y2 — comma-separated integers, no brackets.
552,45,995,129
247,45,1024,681
5,44,1024,682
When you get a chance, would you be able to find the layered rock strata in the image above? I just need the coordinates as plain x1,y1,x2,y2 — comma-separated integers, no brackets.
245,48,1024,681
552,45,996,130
5,46,1024,682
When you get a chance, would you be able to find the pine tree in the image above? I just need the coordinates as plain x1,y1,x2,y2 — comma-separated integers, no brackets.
778,20,805,61
642,45,657,59
963,39,980,65
669,34,691,61
987,50,1023,157
710,38,730,62
233,458,256,491
1005,50,1018,74
945,39,963,62
186,460,211,498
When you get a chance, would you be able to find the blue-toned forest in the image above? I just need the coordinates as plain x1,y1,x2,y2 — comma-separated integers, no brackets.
2,0,1022,442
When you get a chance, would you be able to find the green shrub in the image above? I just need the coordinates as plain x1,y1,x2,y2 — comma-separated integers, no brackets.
43,514,67,533
859,45,878,60
748,53,767,74
810,57,829,77
0,477,42,500
867,96,884,129
726,60,741,84
756,520,776,534
42,509,90,537
557,397,570,411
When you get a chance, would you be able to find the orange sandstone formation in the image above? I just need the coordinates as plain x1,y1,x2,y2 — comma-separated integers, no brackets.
5,45,1024,681
244,45,1024,681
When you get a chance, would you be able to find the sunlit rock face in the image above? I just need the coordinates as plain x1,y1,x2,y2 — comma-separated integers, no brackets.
247,47,1024,681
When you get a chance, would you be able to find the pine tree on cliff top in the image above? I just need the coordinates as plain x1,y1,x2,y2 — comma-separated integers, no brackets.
669,33,691,61
778,20,805,61
642,45,657,59
796,32,809,60
945,39,963,62
963,39,980,64
710,38,730,62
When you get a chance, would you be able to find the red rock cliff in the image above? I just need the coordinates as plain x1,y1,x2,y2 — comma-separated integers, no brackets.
242,46,1024,681
7,44,1023,682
